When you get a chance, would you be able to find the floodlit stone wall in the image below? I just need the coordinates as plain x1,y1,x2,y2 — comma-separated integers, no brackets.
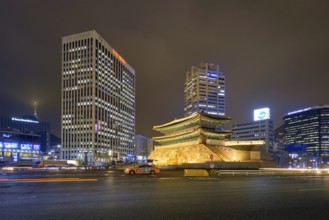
206,139,225,146
250,151,261,160
148,143,268,166
148,144,223,166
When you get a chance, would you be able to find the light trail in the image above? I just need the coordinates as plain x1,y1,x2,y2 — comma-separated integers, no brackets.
0,178,98,183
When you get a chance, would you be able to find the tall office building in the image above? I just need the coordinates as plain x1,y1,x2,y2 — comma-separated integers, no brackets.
184,62,225,117
283,105,329,159
62,30,135,163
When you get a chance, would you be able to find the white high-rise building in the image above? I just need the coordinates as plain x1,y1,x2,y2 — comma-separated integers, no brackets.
61,30,135,163
184,62,225,117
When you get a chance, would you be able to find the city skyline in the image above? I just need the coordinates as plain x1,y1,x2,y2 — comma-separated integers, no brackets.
1,0,329,137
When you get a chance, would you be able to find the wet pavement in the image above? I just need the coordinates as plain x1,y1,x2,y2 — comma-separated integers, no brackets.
1,170,329,219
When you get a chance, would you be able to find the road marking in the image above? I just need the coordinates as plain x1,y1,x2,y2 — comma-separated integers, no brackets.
6,178,98,183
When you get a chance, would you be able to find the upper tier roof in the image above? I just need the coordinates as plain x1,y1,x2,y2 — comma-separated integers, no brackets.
153,112,231,132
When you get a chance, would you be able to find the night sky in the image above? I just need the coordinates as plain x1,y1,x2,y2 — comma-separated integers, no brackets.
1,0,329,137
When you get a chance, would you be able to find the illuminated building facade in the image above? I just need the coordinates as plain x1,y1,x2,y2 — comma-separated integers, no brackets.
283,105,329,159
231,108,274,155
135,135,147,160
232,120,274,153
184,62,225,117
0,130,41,162
0,116,50,153
62,30,135,163
135,135,153,162
272,125,289,167
149,112,273,167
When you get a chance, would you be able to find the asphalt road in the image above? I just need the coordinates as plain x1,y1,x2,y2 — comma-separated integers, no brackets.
1,170,329,220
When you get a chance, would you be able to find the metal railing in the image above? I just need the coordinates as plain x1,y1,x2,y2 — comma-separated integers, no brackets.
209,168,329,177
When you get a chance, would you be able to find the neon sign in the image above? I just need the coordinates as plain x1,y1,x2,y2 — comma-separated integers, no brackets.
3,133,10,138
33,145,40,150
288,108,311,115
21,144,32,150
11,117,39,123
4,142,18,149
207,73,218,78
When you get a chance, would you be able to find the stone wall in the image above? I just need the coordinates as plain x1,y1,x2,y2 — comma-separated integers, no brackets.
148,144,223,166
148,143,273,167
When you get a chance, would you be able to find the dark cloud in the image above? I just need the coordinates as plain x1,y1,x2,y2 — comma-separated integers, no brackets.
1,0,329,137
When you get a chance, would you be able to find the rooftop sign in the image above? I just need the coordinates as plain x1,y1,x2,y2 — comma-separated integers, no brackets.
287,107,311,115
254,108,270,121
11,117,39,123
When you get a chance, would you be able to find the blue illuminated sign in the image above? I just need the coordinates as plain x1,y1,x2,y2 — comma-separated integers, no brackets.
21,144,33,150
3,133,10,138
207,73,218,78
11,117,39,123
287,144,307,152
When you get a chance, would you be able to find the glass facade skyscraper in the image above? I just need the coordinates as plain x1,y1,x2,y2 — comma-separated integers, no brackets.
184,62,225,117
283,105,329,158
62,30,135,163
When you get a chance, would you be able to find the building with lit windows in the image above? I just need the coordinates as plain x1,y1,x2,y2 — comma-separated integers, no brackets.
0,130,42,162
0,115,50,153
231,108,274,155
283,105,329,163
184,62,225,117
135,135,153,162
62,30,135,164
272,125,289,167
